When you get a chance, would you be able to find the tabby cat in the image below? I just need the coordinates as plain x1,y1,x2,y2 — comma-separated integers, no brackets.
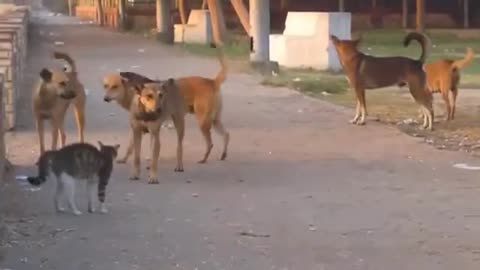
28,141,119,215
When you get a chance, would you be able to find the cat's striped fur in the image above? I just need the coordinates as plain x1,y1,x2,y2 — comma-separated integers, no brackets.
28,141,119,215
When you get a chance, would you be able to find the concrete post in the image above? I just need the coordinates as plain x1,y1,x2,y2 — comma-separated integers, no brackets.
416,0,425,32
402,0,408,28
156,0,173,43
338,0,344,12
464,0,469,28
249,0,270,63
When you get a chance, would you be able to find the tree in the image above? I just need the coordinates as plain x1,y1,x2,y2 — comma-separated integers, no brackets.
95,0,104,26
230,0,250,35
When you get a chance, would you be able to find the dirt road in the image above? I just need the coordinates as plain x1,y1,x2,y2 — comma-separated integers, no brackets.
2,8,480,270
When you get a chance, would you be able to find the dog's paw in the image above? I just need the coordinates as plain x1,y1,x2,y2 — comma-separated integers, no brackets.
220,152,227,161
197,159,207,164
147,177,159,184
129,176,140,181
100,204,108,214
116,159,127,164
55,206,66,213
174,166,184,172
349,119,358,124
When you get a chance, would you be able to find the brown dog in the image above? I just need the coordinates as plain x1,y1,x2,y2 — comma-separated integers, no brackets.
119,48,230,164
425,47,474,121
330,32,434,130
32,51,86,155
128,79,185,184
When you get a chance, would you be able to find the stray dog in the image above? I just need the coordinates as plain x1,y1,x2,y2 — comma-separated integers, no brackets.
424,47,474,121
32,51,86,155
330,32,434,130
120,48,230,164
128,79,185,184
102,71,156,164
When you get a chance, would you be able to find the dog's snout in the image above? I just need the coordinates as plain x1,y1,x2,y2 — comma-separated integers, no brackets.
104,96,111,102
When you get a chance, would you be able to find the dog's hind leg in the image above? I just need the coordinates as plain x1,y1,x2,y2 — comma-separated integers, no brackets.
196,115,213,164
356,87,367,125
35,117,45,154
441,91,451,121
213,118,229,161
171,114,185,172
450,87,458,120
117,133,133,164
73,95,86,143
50,120,60,151
350,100,361,124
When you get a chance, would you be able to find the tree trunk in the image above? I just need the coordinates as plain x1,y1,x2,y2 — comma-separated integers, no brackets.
95,0,104,26
230,0,250,35
178,0,187,25
202,0,207,9
118,0,126,30
67,0,73,16
416,0,425,32
207,0,225,46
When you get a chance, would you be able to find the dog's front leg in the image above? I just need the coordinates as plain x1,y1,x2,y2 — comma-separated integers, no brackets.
129,128,142,181
51,120,60,150
35,117,45,154
356,88,367,125
148,131,160,184
350,101,360,124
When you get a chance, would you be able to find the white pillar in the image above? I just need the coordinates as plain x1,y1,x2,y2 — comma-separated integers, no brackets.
250,0,270,63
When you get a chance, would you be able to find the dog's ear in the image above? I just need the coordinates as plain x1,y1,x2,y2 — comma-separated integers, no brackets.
40,68,52,82
330,35,339,43
162,78,176,91
113,144,120,151
133,83,144,94
98,141,104,148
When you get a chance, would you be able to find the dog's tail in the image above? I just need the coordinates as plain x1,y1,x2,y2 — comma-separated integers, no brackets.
403,32,431,63
452,47,475,71
213,46,228,91
53,51,77,73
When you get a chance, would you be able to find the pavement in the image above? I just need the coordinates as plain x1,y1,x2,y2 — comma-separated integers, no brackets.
2,7,480,270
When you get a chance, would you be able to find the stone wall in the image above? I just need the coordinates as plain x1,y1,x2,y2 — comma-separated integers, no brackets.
0,4,29,178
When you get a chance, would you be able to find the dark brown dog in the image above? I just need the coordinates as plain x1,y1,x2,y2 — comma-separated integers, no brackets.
330,32,434,130
425,47,474,121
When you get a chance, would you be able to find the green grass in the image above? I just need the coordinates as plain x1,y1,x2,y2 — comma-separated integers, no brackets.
180,34,250,60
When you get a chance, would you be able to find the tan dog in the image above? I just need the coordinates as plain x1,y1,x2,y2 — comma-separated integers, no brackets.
330,32,434,130
102,71,155,163
119,48,230,164
32,51,86,155
128,79,185,184
425,47,474,121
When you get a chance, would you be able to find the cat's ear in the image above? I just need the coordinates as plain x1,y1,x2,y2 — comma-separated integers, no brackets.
114,144,120,151
98,141,104,148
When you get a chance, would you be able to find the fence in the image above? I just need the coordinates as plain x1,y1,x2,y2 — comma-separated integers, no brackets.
0,4,29,178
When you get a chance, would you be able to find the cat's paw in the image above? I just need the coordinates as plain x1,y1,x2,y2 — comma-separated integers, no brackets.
72,210,83,216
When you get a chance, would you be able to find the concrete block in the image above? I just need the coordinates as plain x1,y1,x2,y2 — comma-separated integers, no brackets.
269,12,351,71
174,9,212,44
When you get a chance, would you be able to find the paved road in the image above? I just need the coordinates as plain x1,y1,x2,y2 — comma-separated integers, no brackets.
2,8,480,270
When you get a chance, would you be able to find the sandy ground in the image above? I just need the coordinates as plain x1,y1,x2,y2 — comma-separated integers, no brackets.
2,7,480,270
